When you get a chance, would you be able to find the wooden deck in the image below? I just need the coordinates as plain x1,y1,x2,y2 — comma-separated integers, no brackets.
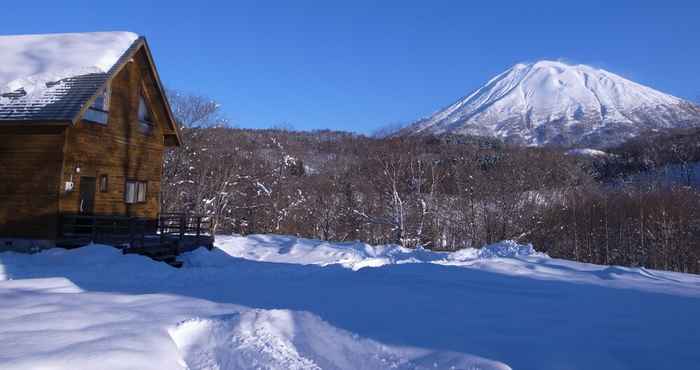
58,213,214,267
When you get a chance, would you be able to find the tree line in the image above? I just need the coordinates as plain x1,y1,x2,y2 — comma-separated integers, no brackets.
161,92,700,273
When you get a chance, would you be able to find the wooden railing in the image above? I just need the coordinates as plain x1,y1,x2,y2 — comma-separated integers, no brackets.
59,213,212,248
158,213,213,238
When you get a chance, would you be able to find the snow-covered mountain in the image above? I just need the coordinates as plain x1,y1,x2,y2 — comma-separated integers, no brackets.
401,60,700,147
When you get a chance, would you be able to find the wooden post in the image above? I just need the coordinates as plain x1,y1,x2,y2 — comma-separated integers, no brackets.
158,214,164,245
91,215,96,242
196,216,202,237
179,214,185,240
129,217,135,248
140,219,146,249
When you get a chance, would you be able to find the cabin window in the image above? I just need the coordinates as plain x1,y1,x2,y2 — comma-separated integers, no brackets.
99,175,108,192
84,85,110,124
137,182,147,202
138,95,154,134
92,86,110,111
125,180,147,204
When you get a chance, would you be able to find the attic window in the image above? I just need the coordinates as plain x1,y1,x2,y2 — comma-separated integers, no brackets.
84,85,110,124
138,95,154,134
92,85,110,111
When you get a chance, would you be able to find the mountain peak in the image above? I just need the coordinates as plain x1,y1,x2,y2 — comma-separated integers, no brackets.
524,59,568,67
516,59,598,71
400,61,700,147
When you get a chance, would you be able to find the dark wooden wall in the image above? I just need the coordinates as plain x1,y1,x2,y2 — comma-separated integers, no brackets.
0,45,175,242
60,48,169,220
0,125,65,239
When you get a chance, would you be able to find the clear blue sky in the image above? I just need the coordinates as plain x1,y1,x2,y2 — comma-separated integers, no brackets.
3,0,699,134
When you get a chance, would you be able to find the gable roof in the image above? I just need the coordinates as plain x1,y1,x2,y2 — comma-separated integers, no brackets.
0,31,181,145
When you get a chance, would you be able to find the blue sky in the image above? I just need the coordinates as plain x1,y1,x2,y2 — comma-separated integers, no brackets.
3,0,699,134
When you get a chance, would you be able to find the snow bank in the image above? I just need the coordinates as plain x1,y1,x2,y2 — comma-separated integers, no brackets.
0,32,138,96
0,243,177,283
212,234,544,271
448,239,545,260
0,244,508,370
170,310,508,370
206,235,700,295
0,277,225,370
0,278,505,370
2,236,700,369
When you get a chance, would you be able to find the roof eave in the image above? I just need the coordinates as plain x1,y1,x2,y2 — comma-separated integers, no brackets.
70,37,182,147
139,38,182,147
70,37,144,126
0,119,71,126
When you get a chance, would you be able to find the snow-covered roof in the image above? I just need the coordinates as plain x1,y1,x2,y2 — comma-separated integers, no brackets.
0,31,140,122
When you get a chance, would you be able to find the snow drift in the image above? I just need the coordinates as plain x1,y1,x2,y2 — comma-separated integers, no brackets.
2,235,700,370
209,234,545,271
170,310,508,370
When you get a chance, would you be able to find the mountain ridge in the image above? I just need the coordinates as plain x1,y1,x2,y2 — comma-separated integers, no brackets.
399,60,700,148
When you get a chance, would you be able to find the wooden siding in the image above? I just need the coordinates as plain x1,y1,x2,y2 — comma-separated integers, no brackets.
0,125,66,239
59,48,168,220
0,45,174,242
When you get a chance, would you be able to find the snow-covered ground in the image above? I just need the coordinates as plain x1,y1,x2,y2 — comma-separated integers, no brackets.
565,147,610,157
2,235,700,370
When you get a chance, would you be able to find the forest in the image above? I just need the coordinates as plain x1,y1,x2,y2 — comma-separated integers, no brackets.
162,92,700,273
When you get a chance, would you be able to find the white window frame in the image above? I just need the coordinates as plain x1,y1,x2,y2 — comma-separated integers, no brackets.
125,180,147,204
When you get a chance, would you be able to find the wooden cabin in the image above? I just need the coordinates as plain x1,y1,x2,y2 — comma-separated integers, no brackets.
0,32,208,258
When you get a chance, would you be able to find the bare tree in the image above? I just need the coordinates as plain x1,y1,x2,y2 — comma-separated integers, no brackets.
160,116,700,273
